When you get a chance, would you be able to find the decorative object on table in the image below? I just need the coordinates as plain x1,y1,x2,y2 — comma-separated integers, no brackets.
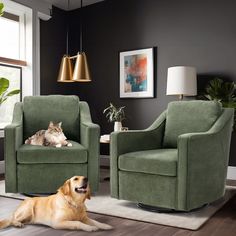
166,66,197,100
202,77,236,129
0,77,20,105
119,47,154,98
100,134,110,143
103,103,125,131
110,100,234,212
57,0,91,83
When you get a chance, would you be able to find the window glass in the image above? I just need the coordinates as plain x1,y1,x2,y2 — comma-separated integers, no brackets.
0,64,21,128
0,13,20,59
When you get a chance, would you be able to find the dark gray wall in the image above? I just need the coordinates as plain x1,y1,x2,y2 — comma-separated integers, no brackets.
40,0,236,164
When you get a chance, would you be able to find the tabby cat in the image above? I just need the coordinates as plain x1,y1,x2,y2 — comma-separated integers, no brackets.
25,121,72,147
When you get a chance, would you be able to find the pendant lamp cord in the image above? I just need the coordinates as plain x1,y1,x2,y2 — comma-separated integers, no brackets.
66,0,70,55
80,0,83,52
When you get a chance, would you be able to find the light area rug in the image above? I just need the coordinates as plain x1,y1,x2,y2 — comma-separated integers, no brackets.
0,177,235,231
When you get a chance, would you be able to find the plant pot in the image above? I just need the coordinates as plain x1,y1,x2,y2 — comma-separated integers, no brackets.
114,121,122,132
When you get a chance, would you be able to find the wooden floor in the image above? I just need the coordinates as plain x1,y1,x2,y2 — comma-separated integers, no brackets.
0,179,236,235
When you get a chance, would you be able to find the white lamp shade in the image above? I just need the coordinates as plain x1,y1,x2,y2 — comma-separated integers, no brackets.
166,66,197,96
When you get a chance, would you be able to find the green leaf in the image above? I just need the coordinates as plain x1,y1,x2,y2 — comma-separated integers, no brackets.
0,78,9,95
5,89,20,97
0,3,4,16
0,97,7,105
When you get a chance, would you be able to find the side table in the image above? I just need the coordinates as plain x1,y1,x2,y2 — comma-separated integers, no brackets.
100,134,110,181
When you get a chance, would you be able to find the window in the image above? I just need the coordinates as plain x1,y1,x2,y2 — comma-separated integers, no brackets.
0,64,21,128
0,0,33,129
0,12,21,60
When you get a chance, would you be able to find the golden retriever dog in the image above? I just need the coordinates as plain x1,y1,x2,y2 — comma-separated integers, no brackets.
0,176,113,232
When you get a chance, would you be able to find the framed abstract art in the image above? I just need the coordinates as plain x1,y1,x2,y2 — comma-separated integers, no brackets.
119,47,154,98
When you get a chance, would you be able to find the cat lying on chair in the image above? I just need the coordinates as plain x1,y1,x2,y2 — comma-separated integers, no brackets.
25,121,72,147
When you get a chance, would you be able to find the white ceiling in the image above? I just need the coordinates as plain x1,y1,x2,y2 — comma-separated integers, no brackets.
45,0,105,11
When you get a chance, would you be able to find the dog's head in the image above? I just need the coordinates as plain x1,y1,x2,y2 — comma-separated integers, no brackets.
58,176,91,203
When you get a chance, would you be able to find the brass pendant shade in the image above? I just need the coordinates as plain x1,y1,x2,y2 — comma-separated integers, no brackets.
57,55,74,82
57,0,92,83
72,52,91,82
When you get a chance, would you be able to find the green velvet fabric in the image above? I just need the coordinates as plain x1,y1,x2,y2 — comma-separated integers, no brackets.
17,164,87,193
23,95,80,142
110,101,234,211
163,101,222,148
5,96,100,194
119,171,176,209
80,102,100,192
119,149,177,176
4,102,23,193
110,111,166,198
17,141,87,164
177,108,234,211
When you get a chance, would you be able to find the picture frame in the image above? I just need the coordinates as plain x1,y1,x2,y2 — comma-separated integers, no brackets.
119,47,154,98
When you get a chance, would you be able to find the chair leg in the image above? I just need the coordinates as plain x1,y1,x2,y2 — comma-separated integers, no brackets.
137,203,208,213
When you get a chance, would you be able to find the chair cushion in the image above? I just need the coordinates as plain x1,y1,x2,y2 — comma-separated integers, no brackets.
118,149,178,176
17,141,87,164
163,101,222,148
23,95,80,142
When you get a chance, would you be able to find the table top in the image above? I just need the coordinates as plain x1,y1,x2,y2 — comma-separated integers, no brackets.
100,134,110,143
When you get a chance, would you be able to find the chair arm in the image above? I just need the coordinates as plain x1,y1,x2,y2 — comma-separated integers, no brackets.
4,102,23,193
110,110,166,198
80,122,100,192
111,110,166,157
177,108,234,210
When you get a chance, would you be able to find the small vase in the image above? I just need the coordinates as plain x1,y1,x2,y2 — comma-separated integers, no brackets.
114,121,122,132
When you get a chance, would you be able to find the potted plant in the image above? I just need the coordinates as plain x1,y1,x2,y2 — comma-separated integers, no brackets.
203,77,236,129
0,77,20,105
103,103,125,131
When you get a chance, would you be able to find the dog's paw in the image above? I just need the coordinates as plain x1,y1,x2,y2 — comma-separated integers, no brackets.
55,144,62,148
67,142,72,147
13,221,24,228
84,226,99,232
99,223,113,230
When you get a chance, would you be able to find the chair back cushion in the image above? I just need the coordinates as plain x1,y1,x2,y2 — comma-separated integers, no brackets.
163,100,222,148
23,95,80,142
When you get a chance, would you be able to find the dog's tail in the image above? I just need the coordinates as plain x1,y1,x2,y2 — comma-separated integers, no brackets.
0,219,12,229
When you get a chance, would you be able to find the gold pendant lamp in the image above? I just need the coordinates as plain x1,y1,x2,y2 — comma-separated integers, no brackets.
57,55,73,82
57,0,73,82
72,0,91,82
57,0,91,83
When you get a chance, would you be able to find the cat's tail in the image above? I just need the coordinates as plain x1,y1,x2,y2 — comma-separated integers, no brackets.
0,219,12,229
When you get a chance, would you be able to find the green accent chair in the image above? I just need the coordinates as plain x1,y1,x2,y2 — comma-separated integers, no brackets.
110,101,234,211
5,95,100,194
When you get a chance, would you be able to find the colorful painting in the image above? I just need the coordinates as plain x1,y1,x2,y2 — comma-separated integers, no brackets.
124,54,147,93
120,48,154,98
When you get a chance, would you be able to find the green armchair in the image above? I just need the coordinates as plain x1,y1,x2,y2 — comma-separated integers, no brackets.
110,101,234,211
5,95,100,194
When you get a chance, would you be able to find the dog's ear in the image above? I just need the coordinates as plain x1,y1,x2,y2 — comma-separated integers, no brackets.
86,185,91,200
58,179,71,196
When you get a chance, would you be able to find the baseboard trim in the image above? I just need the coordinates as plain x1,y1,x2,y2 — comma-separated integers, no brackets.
227,166,236,180
0,161,5,174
